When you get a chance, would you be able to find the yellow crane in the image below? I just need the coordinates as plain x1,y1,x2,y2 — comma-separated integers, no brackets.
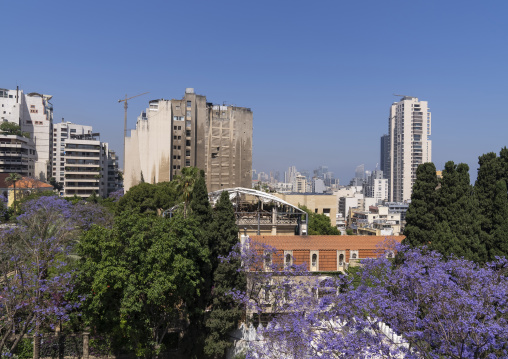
118,92,149,170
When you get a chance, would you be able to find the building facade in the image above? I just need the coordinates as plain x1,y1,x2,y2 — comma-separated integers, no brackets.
53,121,111,198
380,134,390,179
124,88,253,192
0,88,53,180
388,96,431,202
0,135,35,176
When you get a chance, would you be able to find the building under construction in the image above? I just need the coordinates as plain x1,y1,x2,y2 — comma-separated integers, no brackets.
124,88,253,192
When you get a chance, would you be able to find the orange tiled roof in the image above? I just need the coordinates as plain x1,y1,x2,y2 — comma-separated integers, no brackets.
249,235,405,251
8,177,53,189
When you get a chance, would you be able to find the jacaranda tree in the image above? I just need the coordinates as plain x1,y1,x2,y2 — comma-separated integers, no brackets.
231,240,508,359
0,197,82,357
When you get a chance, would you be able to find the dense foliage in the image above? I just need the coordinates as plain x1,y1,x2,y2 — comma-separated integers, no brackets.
232,240,508,358
405,148,508,262
0,197,82,356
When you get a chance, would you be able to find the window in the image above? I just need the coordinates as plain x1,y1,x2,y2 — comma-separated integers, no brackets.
186,120,191,129
186,111,191,117
186,140,191,146
186,150,190,156
264,286,270,302
186,130,191,137
186,101,191,108
310,251,319,272
185,160,190,166
264,252,272,270
285,254,291,267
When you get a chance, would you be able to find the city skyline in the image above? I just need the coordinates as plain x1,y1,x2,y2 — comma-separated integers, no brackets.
2,1,507,184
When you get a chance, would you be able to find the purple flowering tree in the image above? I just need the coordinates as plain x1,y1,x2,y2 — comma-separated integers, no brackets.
232,240,508,358
0,197,81,356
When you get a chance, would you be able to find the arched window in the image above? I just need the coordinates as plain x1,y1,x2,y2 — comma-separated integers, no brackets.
285,254,292,267
352,253,357,259
312,253,317,267
339,254,344,265
264,252,272,269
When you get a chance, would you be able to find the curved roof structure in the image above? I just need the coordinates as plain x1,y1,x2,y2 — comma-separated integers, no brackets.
208,187,306,213
163,187,307,216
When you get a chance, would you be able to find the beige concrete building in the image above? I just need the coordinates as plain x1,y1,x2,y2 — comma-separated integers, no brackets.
389,96,432,202
274,193,338,223
124,88,253,192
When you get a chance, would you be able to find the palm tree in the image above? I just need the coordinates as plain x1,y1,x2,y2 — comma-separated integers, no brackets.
175,167,199,218
5,173,22,213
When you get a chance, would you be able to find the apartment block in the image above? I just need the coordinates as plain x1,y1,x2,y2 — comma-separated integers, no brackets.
125,88,253,192
0,88,53,180
53,122,109,198
0,135,36,176
388,96,431,202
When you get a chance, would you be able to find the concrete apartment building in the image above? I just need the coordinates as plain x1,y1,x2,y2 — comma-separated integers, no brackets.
0,88,53,180
53,122,110,198
0,135,36,176
125,88,253,192
388,96,431,202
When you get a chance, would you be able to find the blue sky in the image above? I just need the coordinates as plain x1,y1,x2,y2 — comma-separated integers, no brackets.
2,0,507,184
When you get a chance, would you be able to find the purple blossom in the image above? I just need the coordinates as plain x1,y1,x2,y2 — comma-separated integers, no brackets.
231,240,508,358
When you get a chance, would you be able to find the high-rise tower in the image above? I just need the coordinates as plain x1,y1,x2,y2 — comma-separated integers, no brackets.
388,96,432,202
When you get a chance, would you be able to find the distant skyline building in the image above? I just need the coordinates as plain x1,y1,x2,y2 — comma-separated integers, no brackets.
124,88,253,192
388,96,432,202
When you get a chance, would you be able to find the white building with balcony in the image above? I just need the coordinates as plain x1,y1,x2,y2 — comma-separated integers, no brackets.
53,122,109,198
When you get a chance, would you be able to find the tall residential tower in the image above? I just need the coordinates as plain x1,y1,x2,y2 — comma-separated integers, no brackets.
388,96,431,202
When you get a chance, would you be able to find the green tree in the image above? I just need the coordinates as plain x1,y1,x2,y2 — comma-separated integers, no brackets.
153,181,179,211
175,167,199,218
487,180,508,260
5,173,22,213
78,211,210,357
189,170,213,229
300,205,340,235
404,162,439,247
204,191,245,359
434,161,486,262
116,182,157,214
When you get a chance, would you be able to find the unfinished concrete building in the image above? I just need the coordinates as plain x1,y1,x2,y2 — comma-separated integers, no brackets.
124,88,253,192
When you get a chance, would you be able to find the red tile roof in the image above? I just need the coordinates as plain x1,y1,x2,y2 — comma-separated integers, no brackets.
249,235,404,251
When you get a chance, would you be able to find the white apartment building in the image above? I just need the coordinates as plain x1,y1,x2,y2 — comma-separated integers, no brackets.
363,170,388,204
53,122,109,198
0,88,53,180
388,96,431,202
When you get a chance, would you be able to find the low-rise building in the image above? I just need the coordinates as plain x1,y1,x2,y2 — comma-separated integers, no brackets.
247,235,404,272
274,192,338,222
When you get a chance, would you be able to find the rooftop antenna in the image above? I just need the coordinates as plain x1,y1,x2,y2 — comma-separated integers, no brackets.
118,92,149,170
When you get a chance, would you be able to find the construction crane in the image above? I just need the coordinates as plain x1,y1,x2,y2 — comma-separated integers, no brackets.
118,92,149,170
